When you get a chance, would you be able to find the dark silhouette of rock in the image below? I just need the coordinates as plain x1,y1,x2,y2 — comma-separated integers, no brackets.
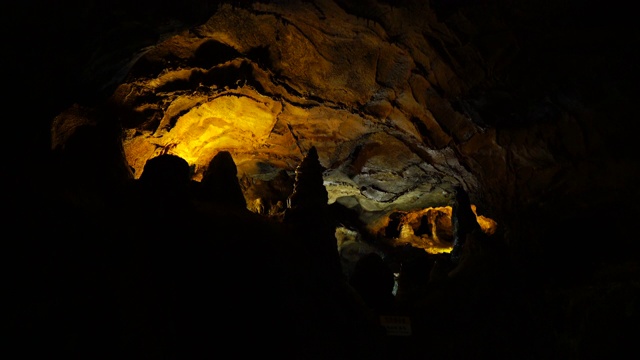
384,211,403,239
50,118,134,216
394,245,433,311
94,149,386,359
349,252,396,315
449,185,481,264
284,146,343,278
138,153,191,197
200,150,247,210
286,146,328,212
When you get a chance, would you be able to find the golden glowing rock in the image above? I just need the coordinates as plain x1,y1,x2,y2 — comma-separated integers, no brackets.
55,0,503,243
372,205,497,254
123,92,282,179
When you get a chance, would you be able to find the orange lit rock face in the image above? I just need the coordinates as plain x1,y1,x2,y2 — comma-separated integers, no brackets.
50,0,631,252
369,205,497,254
95,1,483,232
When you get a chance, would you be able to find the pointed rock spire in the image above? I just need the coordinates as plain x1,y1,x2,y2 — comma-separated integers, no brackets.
449,185,481,264
286,146,328,212
201,150,247,209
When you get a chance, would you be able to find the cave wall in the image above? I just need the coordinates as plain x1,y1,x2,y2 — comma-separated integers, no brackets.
8,0,640,265
4,1,639,358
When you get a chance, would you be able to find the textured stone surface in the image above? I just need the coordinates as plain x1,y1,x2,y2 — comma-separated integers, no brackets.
43,0,639,257
52,2,477,237
2,0,633,258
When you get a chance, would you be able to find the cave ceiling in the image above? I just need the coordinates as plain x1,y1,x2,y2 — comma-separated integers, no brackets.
14,0,639,250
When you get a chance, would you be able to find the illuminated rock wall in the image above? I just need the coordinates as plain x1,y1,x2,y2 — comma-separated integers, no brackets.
48,0,639,258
